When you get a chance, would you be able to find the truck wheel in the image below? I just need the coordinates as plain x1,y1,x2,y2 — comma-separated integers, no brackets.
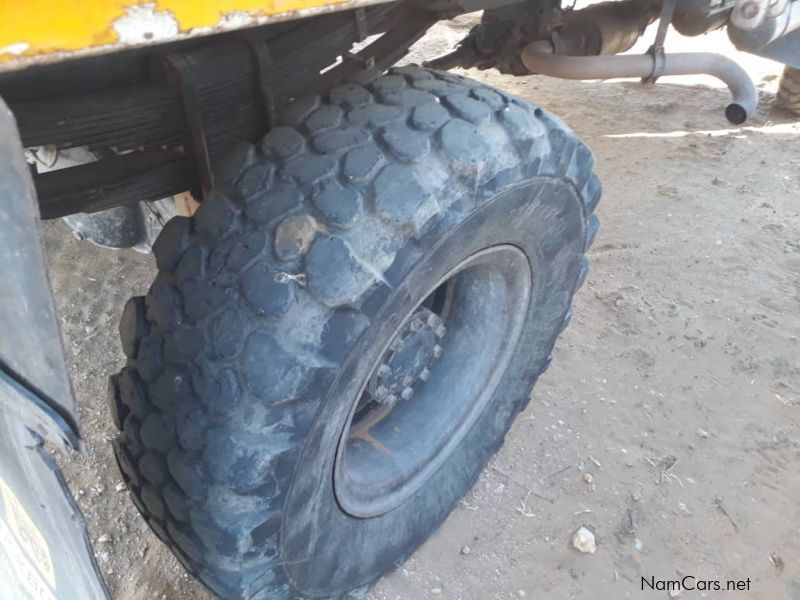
108,65,601,599
777,65,800,115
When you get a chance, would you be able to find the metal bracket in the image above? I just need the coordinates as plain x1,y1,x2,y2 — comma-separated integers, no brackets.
341,10,374,72
343,51,376,69
355,8,369,42
238,35,278,134
160,53,215,198
643,0,676,84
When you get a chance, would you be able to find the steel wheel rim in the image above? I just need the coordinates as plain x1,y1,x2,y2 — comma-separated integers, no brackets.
333,245,533,518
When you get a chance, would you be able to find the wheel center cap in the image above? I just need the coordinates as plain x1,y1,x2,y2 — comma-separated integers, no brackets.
368,307,446,405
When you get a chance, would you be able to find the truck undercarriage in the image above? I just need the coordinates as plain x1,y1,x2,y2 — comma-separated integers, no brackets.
1,0,797,231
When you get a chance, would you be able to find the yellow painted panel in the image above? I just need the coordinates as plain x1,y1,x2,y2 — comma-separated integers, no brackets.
0,0,350,62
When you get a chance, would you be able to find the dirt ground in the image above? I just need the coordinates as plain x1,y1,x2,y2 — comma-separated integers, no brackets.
42,15,800,600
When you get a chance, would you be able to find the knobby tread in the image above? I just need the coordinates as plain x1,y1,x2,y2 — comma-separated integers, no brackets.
110,65,601,599
777,65,800,115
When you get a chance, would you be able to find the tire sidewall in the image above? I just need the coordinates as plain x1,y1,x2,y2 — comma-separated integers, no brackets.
280,176,587,596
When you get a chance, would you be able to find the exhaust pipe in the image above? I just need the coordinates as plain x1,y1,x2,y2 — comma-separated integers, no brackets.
521,41,758,124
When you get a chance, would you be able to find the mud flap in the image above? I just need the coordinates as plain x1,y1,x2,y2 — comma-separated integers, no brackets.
0,98,108,598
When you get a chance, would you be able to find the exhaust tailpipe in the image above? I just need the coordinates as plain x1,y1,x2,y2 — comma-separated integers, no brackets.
521,42,758,124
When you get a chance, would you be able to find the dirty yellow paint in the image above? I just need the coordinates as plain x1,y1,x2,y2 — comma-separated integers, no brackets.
0,477,55,595
0,0,350,63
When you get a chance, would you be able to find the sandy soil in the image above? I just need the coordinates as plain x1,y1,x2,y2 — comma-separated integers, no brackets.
42,16,800,600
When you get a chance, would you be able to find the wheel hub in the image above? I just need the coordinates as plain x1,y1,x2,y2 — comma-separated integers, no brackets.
335,245,532,518
367,307,445,406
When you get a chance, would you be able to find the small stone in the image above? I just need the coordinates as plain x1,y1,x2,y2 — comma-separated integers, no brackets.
430,588,442,595
769,552,785,572
460,545,471,555
697,428,709,438
631,491,642,502
97,534,113,544
115,481,127,492
583,472,594,484
274,214,318,260
572,527,596,554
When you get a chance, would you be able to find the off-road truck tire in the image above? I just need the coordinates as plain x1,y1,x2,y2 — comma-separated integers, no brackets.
777,65,800,116
108,65,601,599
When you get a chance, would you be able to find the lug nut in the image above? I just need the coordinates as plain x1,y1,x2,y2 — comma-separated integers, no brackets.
419,368,431,382
427,314,442,328
434,325,446,338
433,344,443,359
385,394,398,405
410,318,424,332
377,364,392,378
401,387,414,401
389,338,404,352
401,375,413,387
375,385,389,401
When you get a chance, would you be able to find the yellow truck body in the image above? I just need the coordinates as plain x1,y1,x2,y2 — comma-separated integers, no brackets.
0,0,384,71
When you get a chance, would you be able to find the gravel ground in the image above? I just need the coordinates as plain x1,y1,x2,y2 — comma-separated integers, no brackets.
41,16,800,600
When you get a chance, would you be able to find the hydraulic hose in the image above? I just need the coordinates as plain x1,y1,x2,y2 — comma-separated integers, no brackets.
521,42,758,124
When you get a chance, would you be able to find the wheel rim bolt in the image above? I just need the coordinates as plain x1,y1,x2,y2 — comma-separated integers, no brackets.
419,368,431,382
434,325,447,338
401,387,414,401
375,385,389,401
433,344,443,359
377,364,392,378
401,375,413,387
